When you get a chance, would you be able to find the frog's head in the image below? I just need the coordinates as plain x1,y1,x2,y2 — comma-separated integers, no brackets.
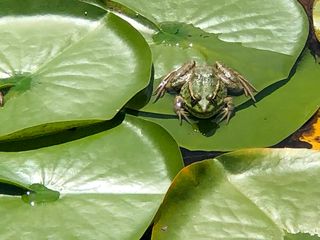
186,93,216,119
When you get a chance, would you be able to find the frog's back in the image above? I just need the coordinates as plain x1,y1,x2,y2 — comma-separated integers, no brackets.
180,65,227,118
193,66,219,96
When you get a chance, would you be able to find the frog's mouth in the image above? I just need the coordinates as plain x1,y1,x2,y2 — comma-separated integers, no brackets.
186,105,219,119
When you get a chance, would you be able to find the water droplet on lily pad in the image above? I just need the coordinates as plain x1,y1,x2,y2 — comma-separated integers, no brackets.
21,183,60,206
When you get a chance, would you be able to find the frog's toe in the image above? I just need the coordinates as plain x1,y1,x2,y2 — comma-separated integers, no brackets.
217,108,232,123
174,95,192,125
238,76,257,102
217,97,234,123
176,109,191,125
153,82,167,102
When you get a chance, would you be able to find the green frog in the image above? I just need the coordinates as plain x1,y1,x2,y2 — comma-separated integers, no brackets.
154,61,257,123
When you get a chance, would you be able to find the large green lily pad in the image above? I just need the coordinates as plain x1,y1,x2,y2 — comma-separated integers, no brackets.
94,0,308,114
0,0,151,140
0,115,183,240
85,0,313,151
152,148,320,239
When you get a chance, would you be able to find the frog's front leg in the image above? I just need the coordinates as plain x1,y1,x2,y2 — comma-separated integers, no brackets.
217,97,234,123
153,61,196,102
174,95,191,124
213,61,257,101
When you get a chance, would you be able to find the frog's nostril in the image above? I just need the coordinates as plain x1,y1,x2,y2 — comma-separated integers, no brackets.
201,105,207,112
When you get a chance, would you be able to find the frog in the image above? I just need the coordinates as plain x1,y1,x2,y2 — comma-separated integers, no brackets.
153,60,257,123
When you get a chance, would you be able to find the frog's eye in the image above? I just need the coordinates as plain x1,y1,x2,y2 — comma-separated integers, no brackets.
194,93,202,101
191,94,201,106
206,94,214,101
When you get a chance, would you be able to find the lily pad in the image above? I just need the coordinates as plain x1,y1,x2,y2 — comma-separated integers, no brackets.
0,115,183,240
91,0,309,114
152,148,320,239
285,232,320,240
80,0,312,151
0,0,151,140
131,51,320,151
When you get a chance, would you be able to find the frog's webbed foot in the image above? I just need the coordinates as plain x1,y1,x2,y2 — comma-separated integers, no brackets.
214,61,257,102
174,95,192,125
217,97,234,123
153,61,196,102
153,71,176,102
234,75,257,101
